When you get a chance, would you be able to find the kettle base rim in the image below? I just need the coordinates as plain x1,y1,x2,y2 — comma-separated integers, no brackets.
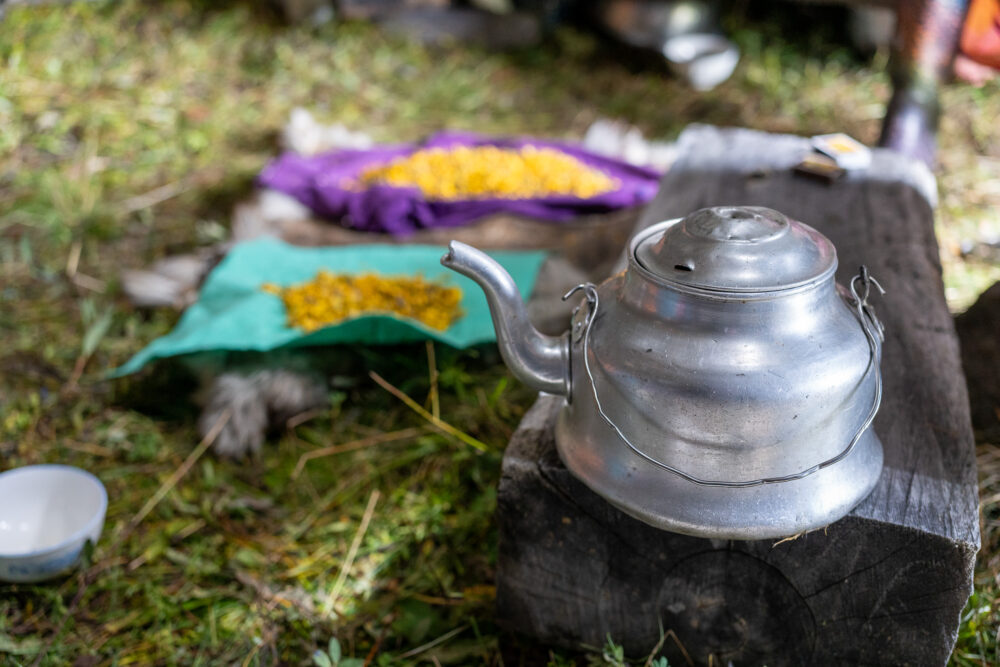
553,401,884,541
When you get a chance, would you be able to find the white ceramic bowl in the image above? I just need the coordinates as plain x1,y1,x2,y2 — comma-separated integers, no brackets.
0,465,107,583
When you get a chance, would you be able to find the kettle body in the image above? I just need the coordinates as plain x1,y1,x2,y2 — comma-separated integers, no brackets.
442,206,885,539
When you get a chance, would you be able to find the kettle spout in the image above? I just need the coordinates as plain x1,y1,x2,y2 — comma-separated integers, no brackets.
441,241,569,396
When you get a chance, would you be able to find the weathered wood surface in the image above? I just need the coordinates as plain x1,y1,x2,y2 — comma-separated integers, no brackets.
496,125,979,666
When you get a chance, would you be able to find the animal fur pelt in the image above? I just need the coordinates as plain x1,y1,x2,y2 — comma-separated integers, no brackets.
198,368,328,457
185,349,345,458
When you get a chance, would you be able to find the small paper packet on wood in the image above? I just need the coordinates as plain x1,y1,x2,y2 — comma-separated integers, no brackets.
811,133,872,171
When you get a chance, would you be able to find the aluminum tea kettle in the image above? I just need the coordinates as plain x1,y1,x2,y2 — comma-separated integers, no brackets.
441,206,885,540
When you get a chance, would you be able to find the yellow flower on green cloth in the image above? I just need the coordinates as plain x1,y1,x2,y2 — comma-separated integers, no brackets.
263,271,463,332
360,145,618,201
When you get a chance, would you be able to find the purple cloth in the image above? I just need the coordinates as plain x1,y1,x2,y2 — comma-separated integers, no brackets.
258,131,663,235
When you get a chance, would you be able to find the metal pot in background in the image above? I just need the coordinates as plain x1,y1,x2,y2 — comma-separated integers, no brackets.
511,0,741,89
592,0,720,49
591,0,740,90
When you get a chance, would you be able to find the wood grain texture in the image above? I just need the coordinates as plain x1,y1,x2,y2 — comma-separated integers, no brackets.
497,126,978,666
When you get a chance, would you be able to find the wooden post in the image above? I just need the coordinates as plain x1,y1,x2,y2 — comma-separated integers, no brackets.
497,126,978,666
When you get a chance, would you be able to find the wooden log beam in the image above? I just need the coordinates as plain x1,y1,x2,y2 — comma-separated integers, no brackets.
496,125,978,666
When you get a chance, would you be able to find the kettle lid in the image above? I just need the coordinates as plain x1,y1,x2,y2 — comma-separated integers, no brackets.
633,206,837,293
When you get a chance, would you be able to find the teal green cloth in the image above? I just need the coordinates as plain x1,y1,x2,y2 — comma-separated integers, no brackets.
112,239,547,377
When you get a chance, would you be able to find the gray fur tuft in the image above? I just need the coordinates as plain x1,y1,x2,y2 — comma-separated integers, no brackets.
199,369,327,458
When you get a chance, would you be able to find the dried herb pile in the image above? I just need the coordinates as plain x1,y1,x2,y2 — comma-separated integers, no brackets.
360,145,618,200
263,272,464,332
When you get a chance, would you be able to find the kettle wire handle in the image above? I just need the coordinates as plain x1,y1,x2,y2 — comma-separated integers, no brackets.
562,267,885,489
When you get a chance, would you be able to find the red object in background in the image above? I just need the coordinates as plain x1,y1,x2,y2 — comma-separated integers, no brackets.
961,0,1000,69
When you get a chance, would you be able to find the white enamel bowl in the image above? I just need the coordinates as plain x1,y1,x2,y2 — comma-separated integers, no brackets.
0,465,107,583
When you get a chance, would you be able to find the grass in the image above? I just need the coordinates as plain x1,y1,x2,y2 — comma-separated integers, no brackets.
0,1,998,664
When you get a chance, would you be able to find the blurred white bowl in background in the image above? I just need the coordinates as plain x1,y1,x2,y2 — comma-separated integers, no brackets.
0,465,107,583
663,33,740,91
